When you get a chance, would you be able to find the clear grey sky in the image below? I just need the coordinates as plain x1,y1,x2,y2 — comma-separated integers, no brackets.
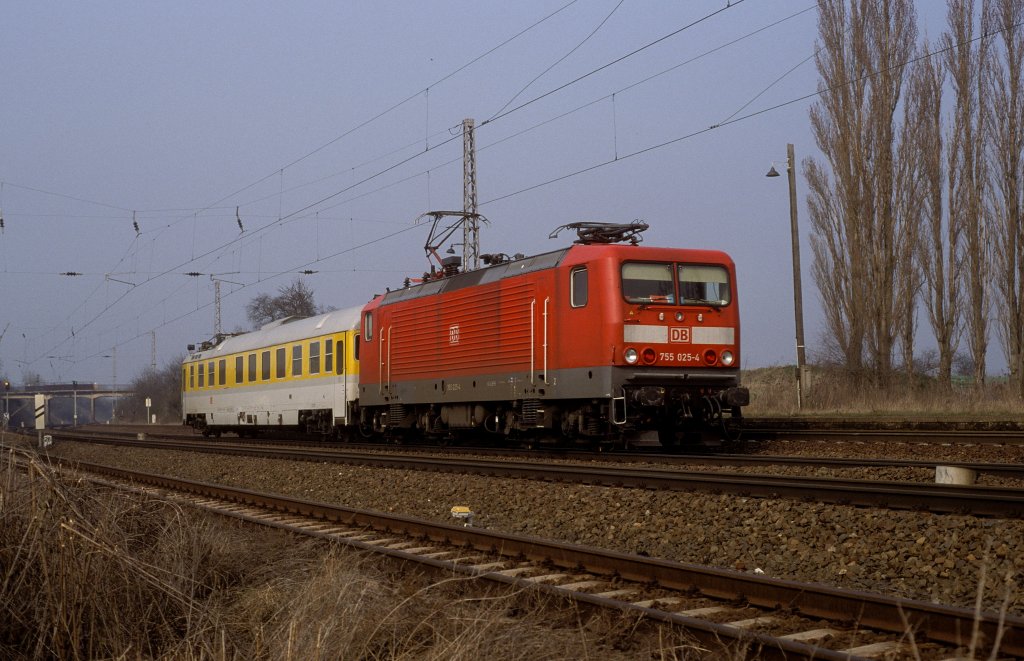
0,1,953,386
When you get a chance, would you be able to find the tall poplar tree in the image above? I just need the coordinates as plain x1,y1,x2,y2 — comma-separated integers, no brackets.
944,0,991,387
806,0,918,384
985,0,1024,397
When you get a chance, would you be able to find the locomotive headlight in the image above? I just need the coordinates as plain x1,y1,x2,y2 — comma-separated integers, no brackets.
624,348,639,364
721,351,735,366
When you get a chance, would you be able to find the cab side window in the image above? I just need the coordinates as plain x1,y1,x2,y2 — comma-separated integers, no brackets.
570,267,588,308
363,312,373,341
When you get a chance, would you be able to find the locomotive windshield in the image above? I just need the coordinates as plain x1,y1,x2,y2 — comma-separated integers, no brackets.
621,262,730,306
679,264,730,306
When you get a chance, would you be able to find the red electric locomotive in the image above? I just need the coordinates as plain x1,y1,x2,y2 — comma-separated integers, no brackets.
358,221,748,448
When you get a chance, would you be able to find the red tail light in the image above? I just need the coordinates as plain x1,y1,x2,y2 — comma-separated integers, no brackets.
642,347,657,364
703,349,718,365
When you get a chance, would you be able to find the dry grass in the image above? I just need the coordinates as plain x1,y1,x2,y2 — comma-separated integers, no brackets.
0,448,713,660
743,366,1024,421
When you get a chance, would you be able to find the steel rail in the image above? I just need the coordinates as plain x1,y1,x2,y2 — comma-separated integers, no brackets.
743,426,1024,445
56,458,1024,657
63,427,1024,478
52,432,1024,518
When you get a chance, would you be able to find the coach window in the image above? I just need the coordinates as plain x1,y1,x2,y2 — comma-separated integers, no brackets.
235,356,244,384
218,359,226,386
261,350,271,381
198,362,205,389
188,365,194,390
325,339,334,373
337,340,345,374
292,344,303,377
276,347,286,379
622,262,674,304
208,361,215,388
363,312,373,341
570,267,588,307
678,264,731,306
309,341,320,374
248,353,256,383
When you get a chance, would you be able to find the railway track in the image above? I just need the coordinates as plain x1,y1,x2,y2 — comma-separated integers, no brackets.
77,421,1024,447
60,427,1024,477
742,424,1024,446
19,451,1023,660
50,431,1024,517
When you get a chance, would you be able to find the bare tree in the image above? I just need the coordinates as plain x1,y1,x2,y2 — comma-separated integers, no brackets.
985,0,1024,397
913,41,962,388
807,0,870,377
895,49,933,380
245,279,318,328
806,0,917,385
21,370,42,387
124,355,185,423
944,0,992,387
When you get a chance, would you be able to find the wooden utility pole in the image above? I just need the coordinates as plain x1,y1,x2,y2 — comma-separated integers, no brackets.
787,143,808,408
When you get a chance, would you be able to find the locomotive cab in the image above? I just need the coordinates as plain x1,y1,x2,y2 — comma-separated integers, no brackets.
611,254,749,445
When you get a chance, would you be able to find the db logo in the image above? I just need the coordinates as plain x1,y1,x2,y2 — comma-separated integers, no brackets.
669,327,691,343
449,324,460,345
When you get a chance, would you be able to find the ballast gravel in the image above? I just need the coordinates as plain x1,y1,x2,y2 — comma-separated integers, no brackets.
46,440,1024,616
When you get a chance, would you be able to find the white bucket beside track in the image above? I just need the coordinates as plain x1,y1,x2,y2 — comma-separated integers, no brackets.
935,465,976,485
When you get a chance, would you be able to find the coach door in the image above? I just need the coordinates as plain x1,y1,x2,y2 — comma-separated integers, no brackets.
325,335,343,423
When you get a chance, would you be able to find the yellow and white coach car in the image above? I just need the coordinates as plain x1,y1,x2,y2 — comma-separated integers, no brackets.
182,306,361,438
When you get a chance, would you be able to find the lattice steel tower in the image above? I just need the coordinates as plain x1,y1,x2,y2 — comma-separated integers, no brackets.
462,118,479,271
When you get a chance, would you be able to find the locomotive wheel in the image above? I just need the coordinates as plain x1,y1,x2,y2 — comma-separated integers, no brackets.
657,422,680,451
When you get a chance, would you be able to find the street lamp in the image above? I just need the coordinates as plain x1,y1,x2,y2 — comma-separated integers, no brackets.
766,143,808,410
3,379,9,429
101,350,116,423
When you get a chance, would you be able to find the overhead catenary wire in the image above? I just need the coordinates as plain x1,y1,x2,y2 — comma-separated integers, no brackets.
2,1,589,370
12,2,819,369
11,2,595,371
481,0,748,128
156,0,584,231
488,0,627,120
482,11,1021,207
21,2,980,378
